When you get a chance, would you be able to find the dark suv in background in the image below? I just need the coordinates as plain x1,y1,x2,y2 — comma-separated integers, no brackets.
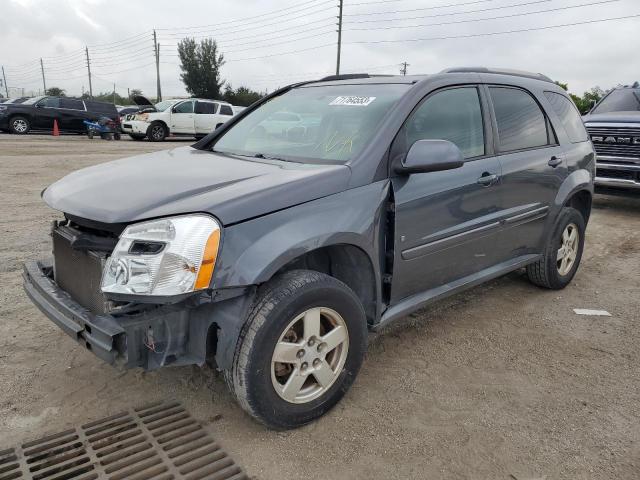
583,82,640,192
23,68,594,429
0,96,119,134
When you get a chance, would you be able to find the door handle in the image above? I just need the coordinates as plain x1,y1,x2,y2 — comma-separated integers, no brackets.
548,156,562,168
477,173,499,186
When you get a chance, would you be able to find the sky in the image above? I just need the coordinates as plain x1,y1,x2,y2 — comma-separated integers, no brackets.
0,0,638,100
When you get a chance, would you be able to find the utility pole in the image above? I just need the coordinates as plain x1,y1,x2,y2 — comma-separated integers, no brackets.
40,58,47,94
400,62,410,76
336,0,343,75
85,47,93,98
154,30,162,102
1,66,8,98
127,87,130,99
113,83,116,104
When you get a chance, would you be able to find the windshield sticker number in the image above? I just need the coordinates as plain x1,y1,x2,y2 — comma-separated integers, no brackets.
329,96,376,106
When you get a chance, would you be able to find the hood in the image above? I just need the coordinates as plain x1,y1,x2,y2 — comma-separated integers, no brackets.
42,147,351,226
583,111,640,124
131,95,154,107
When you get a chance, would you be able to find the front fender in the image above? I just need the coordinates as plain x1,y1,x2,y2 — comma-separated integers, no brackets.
213,181,389,289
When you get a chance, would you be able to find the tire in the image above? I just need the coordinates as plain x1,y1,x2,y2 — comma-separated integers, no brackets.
147,122,167,142
114,132,121,140
129,134,146,141
9,116,30,134
87,131,94,139
527,207,586,289
225,270,367,430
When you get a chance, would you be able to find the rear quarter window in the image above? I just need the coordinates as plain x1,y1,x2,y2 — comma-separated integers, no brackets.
544,92,589,143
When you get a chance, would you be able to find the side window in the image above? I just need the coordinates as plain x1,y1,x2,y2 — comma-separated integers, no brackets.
174,101,194,114
195,101,216,114
40,97,60,108
544,91,589,143
60,98,84,110
403,87,485,158
489,87,550,152
219,104,233,116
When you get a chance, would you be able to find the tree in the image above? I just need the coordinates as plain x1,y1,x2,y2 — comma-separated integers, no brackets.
129,88,143,98
46,87,66,97
222,85,264,106
178,38,225,99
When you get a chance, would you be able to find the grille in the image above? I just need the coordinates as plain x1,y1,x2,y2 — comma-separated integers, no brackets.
0,401,247,480
597,168,638,181
52,227,109,314
586,125,640,160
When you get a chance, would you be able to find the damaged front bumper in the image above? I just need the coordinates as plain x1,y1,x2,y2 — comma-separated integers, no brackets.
22,259,253,371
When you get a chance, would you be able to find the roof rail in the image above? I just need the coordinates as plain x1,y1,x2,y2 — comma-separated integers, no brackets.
441,67,554,84
319,73,370,81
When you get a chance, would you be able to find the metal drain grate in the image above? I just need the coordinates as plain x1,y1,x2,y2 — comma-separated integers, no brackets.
0,401,248,480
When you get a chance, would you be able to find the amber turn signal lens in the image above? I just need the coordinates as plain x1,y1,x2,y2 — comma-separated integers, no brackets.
194,229,220,290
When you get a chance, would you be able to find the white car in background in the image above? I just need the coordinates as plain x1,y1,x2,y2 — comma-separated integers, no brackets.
121,95,236,141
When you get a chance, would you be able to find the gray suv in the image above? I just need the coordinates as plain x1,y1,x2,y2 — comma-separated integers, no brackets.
23,68,595,429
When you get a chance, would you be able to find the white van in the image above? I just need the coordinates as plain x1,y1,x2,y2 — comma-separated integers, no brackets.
122,96,236,141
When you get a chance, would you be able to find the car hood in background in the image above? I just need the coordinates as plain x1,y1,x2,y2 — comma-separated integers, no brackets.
583,111,640,123
42,147,351,225
131,95,154,107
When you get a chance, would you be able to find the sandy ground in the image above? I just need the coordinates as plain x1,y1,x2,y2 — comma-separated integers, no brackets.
0,134,639,479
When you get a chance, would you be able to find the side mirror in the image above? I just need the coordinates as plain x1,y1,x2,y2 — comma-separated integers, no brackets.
395,139,464,175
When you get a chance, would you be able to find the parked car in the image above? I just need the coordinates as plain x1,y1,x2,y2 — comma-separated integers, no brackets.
0,96,119,134
2,96,30,105
23,68,594,429
121,95,235,141
583,82,640,192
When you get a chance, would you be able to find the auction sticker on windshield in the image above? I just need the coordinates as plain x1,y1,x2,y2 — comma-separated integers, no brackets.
329,96,376,106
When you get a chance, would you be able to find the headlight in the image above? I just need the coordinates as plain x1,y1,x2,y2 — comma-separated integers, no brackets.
101,215,220,296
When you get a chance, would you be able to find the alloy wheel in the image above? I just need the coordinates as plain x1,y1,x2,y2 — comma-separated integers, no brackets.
557,223,579,276
12,119,28,133
271,307,349,404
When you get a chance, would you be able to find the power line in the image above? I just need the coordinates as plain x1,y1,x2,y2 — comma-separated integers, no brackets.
345,12,640,45
345,0,623,30
343,0,498,16
344,0,553,23
156,0,333,30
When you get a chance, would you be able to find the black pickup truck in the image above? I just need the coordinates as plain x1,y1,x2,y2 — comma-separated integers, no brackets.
0,96,119,134
583,83,640,192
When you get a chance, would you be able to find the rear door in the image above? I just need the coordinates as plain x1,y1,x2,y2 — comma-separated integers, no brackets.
486,85,565,257
390,86,503,302
194,100,217,134
170,100,195,133
58,98,86,131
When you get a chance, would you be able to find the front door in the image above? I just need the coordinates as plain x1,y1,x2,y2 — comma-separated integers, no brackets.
390,86,503,303
32,97,60,130
171,100,195,134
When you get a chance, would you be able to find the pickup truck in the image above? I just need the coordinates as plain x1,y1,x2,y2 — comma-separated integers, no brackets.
23,68,594,429
583,83,640,191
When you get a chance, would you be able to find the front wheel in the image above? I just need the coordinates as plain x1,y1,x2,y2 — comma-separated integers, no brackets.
225,270,367,430
147,122,167,142
527,207,586,289
9,116,30,134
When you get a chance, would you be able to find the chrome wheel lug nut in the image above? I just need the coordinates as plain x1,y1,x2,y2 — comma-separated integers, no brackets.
296,349,305,359
301,362,308,371
312,358,321,368
308,338,315,347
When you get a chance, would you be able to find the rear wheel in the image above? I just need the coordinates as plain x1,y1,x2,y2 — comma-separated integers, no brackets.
147,122,167,142
225,270,367,430
9,116,30,134
527,207,585,289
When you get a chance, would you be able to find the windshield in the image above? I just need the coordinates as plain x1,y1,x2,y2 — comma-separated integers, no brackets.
592,89,640,114
154,100,178,111
23,96,45,105
213,83,410,163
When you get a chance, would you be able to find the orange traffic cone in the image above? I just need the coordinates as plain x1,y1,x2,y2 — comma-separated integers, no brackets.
52,119,60,136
